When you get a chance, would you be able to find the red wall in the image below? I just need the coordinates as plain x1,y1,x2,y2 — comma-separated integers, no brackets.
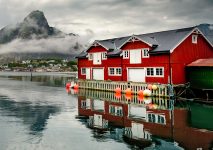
171,33,213,84
87,45,107,53
78,45,122,81
121,40,170,84
78,33,213,84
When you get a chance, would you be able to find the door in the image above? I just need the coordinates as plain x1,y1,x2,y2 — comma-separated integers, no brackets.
86,68,90,79
130,50,141,64
128,68,145,82
93,68,104,80
132,122,144,139
93,53,102,65
94,114,103,127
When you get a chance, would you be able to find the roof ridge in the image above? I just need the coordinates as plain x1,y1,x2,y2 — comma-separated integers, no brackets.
97,26,196,42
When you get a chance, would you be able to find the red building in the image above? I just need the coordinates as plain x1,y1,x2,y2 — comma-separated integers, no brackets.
77,24,213,84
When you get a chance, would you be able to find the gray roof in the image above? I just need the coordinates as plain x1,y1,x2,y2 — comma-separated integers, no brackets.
197,23,213,44
76,24,213,58
75,50,87,58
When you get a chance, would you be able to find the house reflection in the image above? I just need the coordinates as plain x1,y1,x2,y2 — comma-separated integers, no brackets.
77,89,213,150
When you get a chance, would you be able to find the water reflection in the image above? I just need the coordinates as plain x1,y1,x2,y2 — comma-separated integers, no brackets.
0,72,76,87
76,89,213,150
0,95,60,135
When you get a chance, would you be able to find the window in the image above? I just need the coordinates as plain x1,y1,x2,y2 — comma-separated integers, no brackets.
88,53,93,60
109,105,123,116
102,52,107,60
192,35,198,44
146,68,154,76
156,68,163,76
116,68,121,75
123,50,129,59
108,68,122,76
81,68,86,75
142,48,149,58
109,68,115,75
146,67,164,77
148,113,166,124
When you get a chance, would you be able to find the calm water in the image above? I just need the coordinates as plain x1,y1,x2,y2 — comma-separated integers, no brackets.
0,72,212,150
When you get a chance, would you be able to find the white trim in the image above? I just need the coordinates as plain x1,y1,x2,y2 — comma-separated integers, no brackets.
123,50,129,59
135,35,153,47
86,41,109,52
119,35,152,49
108,67,122,76
192,34,198,44
142,48,150,58
88,53,93,60
81,67,86,75
170,27,213,53
102,52,107,60
196,28,213,48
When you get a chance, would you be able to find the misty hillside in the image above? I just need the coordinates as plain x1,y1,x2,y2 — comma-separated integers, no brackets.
0,10,84,63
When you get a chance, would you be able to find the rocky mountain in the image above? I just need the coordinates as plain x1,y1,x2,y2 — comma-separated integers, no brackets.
0,10,82,63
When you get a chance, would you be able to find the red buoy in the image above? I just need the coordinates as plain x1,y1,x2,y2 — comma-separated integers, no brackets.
74,84,79,89
66,82,71,89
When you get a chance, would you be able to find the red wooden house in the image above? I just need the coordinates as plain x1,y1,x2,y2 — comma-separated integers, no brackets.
77,24,213,84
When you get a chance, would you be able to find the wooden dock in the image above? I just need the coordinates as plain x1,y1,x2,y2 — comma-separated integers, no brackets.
77,79,172,98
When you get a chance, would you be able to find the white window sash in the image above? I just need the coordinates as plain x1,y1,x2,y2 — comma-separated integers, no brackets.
108,67,122,76
142,48,149,58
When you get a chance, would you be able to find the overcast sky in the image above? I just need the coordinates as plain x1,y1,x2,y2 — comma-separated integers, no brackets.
0,0,212,41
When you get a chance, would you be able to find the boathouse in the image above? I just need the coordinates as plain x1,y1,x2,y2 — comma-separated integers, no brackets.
77,24,213,85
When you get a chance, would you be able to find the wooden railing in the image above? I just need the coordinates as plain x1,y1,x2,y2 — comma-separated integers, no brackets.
77,79,171,97
78,89,173,110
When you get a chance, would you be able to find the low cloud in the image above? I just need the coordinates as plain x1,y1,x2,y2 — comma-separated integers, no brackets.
0,35,88,55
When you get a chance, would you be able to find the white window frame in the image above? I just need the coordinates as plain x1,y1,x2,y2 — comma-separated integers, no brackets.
146,68,155,76
88,53,93,60
155,68,164,77
146,67,164,77
108,67,122,76
142,48,149,58
123,50,129,59
81,68,86,75
192,35,198,44
102,52,107,60
109,105,123,116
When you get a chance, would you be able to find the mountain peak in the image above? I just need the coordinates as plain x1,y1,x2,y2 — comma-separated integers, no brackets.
23,10,49,29
0,10,67,43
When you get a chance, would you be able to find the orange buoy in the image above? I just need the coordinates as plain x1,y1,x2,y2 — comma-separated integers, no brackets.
73,88,79,94
148,84,152,90
138,95,144,101
125,88,132,95
115,92,121,99
138,90,144,96
152,84,158,90
125,93,132,100
74,84,79,89
115,87,122,93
